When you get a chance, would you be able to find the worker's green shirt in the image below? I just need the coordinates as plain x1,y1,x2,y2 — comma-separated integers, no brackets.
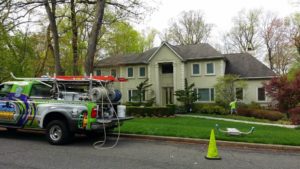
230,101,237,109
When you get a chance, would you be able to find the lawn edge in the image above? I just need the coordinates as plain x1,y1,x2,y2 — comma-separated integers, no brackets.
116,133,300,153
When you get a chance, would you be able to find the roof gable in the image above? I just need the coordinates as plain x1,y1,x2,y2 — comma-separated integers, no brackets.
147,42,184,62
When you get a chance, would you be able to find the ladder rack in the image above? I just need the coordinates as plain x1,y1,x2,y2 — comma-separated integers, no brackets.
10,73,127,83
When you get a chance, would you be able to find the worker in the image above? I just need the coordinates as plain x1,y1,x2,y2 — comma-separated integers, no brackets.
229,99,237,115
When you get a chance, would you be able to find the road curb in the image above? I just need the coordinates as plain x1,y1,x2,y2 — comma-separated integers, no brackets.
117,133,300,153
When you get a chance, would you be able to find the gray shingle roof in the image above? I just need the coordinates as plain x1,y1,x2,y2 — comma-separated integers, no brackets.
170,43,223,60
224,53,276,78
96,42,223,67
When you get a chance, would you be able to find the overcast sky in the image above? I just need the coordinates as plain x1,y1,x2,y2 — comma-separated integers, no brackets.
135,0,299,46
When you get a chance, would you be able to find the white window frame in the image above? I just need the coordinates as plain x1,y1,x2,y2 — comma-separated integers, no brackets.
127,67,134,78
195,88,215,102
257,87,266,102
205,62,215,75
128,89,145,102
191,63,201,76
139,66,146,78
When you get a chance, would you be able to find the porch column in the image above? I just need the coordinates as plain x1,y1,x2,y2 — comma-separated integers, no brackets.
155,63,160,105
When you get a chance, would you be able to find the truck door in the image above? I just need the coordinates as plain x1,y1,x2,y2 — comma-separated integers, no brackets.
27,84,52,127
0,84,17,125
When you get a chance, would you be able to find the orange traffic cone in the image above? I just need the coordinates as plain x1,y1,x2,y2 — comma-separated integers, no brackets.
205,129,221,160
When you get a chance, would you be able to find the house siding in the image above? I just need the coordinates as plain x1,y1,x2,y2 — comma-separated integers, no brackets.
242,79,271,106
185,59,225,103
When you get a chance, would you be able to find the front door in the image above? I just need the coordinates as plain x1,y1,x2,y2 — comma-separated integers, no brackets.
162,87,174,105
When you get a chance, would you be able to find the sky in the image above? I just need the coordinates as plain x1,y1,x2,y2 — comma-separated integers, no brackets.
134,0,299,46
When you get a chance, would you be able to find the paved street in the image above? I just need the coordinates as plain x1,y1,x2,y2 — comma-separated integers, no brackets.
0,130,299,169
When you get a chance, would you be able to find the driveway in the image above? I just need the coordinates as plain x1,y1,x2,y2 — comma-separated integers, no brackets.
0,130,299,169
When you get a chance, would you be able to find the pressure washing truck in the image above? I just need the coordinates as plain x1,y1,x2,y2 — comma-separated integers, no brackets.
0,73,132,145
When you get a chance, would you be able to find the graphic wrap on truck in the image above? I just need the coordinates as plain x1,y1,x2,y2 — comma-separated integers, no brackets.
0,86,37,127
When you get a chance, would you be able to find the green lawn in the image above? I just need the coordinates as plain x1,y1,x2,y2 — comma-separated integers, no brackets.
120,117,300,146
187,113,291,125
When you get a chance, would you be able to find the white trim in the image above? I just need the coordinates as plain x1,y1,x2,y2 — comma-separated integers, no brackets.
256,87,267,102
155,63,160,104
205,62,215,75
147,42,184,62
191,63,201,76
126,67,134,78
138,66,146,78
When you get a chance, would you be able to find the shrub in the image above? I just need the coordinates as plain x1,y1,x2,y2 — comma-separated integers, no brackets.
288,107,300,125
193,103,228,115
126,106,175,117
237,108,284,121
125,99,155,107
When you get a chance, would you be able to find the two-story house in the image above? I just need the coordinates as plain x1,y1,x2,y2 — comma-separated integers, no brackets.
94,42,276,106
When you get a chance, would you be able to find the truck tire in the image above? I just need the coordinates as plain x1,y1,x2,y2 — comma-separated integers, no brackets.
46,120,72,145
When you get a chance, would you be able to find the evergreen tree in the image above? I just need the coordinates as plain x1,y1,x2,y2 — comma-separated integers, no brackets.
174,78,197,113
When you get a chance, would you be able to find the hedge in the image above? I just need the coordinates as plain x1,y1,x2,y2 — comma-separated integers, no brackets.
192,103,228,115
126,106,175,117
237,108,284,121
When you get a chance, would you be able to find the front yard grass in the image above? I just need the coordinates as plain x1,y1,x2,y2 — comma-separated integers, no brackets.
187,113,291,125
120,117,300,146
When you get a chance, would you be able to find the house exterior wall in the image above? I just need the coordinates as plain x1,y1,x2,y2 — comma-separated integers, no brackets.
185,59,226,103
242,79,271,106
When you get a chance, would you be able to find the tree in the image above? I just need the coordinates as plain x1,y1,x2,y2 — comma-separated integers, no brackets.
70,0,79,75
130,79,154,106
0,24,38,82
161,10,212,45
224,9,262,53
4,0,152,76
214,75,247,108
291,13,300,55
264,72,300,115
260,14,296,74
44,0,65,75
101,21,148,57
174,78,197,113
83,0,151,75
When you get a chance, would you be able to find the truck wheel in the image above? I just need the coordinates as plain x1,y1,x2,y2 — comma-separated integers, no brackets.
46,120,71,145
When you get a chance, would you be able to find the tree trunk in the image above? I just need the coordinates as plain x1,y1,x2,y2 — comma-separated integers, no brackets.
85,0,105,75
44,0,64,75
70,0,79,75
35,25,53,77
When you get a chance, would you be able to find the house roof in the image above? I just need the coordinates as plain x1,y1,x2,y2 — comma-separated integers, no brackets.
96,42,223,67
224,53,276,78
